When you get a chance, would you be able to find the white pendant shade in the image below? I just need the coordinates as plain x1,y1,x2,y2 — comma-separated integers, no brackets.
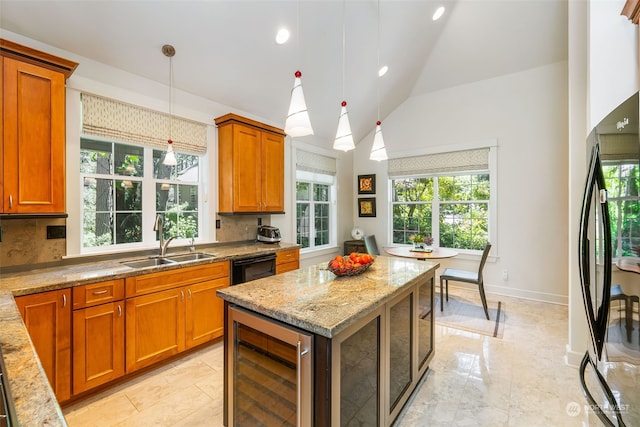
333,102,355,151
369,122,388,161
163,140,177,166
285,71,314,137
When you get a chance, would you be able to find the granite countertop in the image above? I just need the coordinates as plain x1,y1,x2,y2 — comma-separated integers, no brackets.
0,241,298,427
217,255,439,338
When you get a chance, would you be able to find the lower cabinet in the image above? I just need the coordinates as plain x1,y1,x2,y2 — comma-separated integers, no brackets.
72,279,125,395
276,248,300,274
125,262,230,373
15,289,72,402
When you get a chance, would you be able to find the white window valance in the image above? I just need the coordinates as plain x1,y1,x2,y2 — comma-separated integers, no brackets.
388,148,489,177
81,93,207,154
598,134,639,161
296,150,337,175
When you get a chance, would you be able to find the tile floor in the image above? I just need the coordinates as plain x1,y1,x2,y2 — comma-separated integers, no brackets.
62,287,637,426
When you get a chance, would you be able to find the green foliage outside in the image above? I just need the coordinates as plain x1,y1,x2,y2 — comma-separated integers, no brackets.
603,162,640,257
392,174,489,250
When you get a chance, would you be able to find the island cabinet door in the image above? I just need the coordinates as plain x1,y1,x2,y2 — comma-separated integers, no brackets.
125,288,185,373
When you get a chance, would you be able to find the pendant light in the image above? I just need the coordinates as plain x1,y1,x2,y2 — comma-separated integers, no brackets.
285,1,314,137
162,44,177,166
369,0,388,162
333,0,355,152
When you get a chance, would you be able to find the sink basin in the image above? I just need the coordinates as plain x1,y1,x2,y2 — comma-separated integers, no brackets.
122,257,177,269
168,252,215,263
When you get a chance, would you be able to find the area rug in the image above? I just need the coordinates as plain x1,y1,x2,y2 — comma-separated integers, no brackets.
435,292,505,338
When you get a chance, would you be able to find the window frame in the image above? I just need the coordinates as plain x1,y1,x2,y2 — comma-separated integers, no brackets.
295,170,337,253
78,136,205,255
387,145,497,255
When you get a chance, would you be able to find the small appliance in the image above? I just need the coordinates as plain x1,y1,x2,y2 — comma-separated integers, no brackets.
257,225,281,243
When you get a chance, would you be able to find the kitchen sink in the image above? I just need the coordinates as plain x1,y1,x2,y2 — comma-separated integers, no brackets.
122,252,215,269
122,257,177,269
167,252,215,263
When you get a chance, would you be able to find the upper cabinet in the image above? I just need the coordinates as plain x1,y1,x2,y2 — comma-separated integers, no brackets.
215,113,285,214
1,39,78,214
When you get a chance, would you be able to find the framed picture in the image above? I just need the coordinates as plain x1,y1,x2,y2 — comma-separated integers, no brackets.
358,197,376,217
358,174,376,194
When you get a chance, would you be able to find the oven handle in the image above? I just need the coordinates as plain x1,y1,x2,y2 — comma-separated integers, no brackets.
232,254,276,266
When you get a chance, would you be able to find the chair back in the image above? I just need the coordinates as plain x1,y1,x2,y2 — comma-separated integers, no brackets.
364,235,380,255
477,242,492,281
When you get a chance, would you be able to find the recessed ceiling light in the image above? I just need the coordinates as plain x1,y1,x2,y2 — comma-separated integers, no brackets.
378,65,388,77
275,28,290,45
432,6,445,21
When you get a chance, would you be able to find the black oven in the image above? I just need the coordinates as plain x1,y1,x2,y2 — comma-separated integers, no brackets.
232,253,277,285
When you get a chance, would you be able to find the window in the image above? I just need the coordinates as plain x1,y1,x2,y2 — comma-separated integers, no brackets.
389,147,494,252
392,174,490,250
295,149,337,251
603,160,640,257
296,172,335,250
80,138,201,251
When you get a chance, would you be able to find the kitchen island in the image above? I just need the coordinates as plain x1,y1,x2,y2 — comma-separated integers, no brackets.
218,255,438,426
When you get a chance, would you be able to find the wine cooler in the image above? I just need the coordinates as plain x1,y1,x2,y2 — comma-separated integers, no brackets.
226,305,313,426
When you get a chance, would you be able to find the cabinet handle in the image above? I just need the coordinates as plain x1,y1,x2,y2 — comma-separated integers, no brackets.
62,294,67,307
9,195,13,209
117,305,122,317
188,289,192,298
180,290,185,301
297,341,303,427
92,289,108,295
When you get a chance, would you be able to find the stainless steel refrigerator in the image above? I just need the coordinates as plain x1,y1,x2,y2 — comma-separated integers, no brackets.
578,92,640,427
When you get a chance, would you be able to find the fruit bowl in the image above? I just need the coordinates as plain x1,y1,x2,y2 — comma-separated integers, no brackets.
327,253,374,277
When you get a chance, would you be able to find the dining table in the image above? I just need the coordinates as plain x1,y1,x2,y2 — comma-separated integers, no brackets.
616,256,640,274
384,246,458,260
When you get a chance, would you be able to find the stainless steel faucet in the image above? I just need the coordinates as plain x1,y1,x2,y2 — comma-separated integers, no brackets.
153,214,175,257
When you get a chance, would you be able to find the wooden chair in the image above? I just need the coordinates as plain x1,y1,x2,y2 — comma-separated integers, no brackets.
363,235,380,255
439,242,492,320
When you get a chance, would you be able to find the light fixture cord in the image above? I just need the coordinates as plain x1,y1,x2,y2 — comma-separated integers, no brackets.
169,55,173,141
296,0,300,70
342,0,346,100
377,0,381,121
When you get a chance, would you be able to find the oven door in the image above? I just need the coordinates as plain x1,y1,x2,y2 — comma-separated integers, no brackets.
232,254,277,285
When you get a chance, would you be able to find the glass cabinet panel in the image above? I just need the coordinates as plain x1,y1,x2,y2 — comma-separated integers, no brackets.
417,277,434,370
389,293,412,411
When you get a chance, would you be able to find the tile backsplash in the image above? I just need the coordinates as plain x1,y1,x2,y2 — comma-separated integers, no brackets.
0,218,66,267
0,215,270,268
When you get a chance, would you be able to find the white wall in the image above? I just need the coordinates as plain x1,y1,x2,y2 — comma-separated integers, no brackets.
354,61,569,303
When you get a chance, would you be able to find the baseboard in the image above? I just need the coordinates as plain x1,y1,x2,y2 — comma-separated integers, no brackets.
565,344,585,368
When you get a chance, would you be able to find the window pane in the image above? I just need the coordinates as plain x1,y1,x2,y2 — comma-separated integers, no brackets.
440,202,488,250
114,144,144,177
391,203,432,244
314,184,329,202
83,211,113,247
392,178,433,202
314,203,329,246
116,180,142,211
80,140,112,174
297,182,310,201
115,212,142,243
83,177,114,248
153,150,199,181
297,203,310,248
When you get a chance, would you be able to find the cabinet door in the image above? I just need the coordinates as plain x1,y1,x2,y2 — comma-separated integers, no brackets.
73,301,125,394
185,277,229,348
15,289,71,401
3,57,66,213
261,131,284,212
125,288,185,373
232,124,262,212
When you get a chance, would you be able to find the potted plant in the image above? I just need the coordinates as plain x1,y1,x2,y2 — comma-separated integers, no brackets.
409,232,433,250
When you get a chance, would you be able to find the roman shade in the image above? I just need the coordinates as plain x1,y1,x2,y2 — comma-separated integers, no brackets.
388,148,489,177
296,149,337,175
599,134,638,161
81,93,207,154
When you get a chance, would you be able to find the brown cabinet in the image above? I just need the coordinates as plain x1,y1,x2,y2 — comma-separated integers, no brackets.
276,248,300,274
125,262,230,373
0,39,77,213
15,288,72,402
72,279,125,394
215,113,285,214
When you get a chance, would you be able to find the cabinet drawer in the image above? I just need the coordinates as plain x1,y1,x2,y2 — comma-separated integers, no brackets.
125,261,230,298
276,248,299,265
276,261,299,275
73,279,124,309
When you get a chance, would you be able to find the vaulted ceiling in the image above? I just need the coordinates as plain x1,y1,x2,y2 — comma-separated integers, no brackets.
0,0,568,148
